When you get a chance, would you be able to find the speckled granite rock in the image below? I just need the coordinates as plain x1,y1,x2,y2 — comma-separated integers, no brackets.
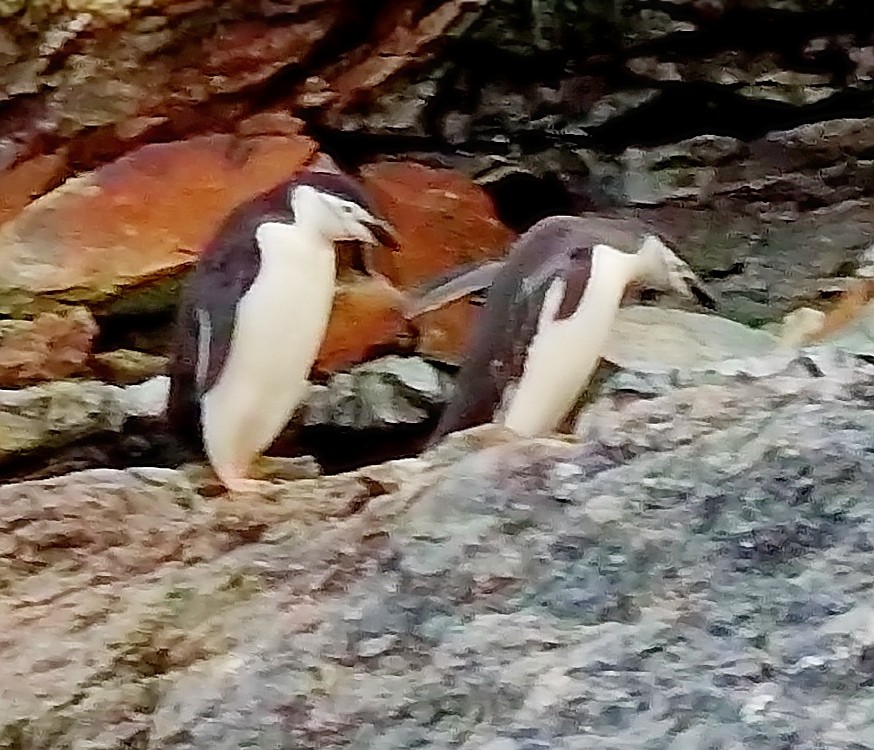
3,349,874,747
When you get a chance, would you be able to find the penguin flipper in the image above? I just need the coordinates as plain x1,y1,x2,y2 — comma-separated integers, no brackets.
166,223,262,445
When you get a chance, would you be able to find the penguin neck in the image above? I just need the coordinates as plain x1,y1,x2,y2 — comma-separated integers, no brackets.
626,236,668,290
290,185,338,246
594,243,645,295
254,221,337,281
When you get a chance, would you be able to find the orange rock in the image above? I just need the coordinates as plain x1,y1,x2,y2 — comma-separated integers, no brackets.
358,161,514,362
0,152,66,228
360,161,514,288
0,307,97,387
315,275,414,377
414,300,485,367
0,134,318,315
236,110,306,138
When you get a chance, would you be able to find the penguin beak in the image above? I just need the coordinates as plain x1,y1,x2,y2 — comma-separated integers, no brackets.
365,217,402,251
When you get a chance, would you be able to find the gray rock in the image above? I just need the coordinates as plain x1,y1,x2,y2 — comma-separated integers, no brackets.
299,355,453,430
619,135,748,205
0,375,168,459
821,300,874,359
629,198,874,327
0,356,451,464
5,351,874,746
579,88,661,129
144,350,874,749
602,306,781,373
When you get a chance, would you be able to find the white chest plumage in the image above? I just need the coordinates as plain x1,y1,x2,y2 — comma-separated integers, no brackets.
501,244,635,437
200,221,336,472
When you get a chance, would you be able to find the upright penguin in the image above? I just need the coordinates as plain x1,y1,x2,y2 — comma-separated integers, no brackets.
429,215,716,443
167,168,400,492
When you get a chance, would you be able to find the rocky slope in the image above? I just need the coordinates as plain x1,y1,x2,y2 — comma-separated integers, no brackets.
0,0,872,468
2,0,873,331
3,345,874,747
1,3,874,745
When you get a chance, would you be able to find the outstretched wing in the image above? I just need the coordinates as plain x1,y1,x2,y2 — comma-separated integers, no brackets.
404,259,507,318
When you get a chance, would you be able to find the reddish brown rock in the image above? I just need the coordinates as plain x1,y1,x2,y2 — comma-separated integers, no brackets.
0,308,98,387
0,134,318,315
316,0,482,119
413,300,485,367
315,275,414,376
0,152,66,228
360,161,514,288
358,161,514,363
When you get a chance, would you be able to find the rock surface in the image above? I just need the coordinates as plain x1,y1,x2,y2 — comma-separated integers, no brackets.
0,134,317,317
603,306,782,372
0,376,168,460
0,356,453,477
3,348,874,746
0,0,871,365
1,3,874,743
0,307,97,386
360,161,515,363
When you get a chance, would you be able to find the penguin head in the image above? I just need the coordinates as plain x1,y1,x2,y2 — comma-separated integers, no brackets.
635,234,718,310
288,172,401,250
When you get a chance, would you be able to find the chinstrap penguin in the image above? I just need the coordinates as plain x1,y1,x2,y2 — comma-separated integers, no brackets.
429,215,716,444
166,168,401,492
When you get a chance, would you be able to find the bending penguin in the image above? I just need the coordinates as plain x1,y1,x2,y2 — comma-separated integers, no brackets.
428,215,717,444
166,168,400,492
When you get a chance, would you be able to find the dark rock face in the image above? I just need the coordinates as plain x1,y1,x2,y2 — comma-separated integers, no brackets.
1,0,872,335
3,0,872,216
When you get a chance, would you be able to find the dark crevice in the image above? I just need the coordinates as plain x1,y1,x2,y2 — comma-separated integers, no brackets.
588,85,874,150
93,310,177,356
482,171,577,233
0,415,439,487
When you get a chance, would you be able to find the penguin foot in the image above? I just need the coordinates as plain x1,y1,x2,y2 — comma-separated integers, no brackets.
222,476,273,495
251,455,322,483
214,464,272,495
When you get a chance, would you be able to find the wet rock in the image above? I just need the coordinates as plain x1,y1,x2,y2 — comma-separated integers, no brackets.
0,133,317,316
0,307,97,386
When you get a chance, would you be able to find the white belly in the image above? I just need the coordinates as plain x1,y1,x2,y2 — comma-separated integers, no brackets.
201,224,336,471
502,246,631,437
